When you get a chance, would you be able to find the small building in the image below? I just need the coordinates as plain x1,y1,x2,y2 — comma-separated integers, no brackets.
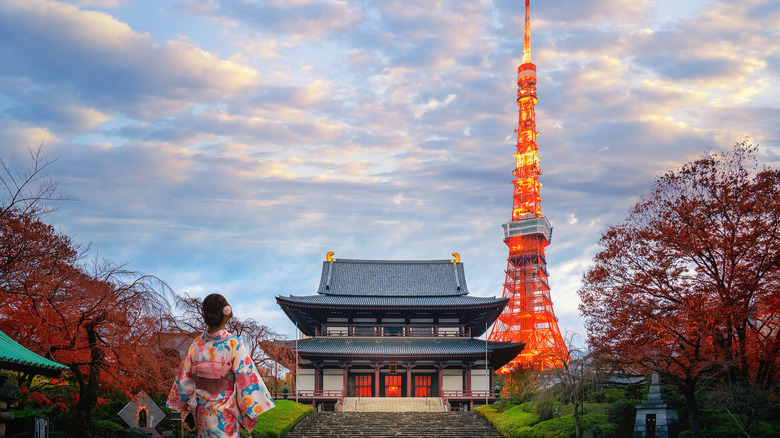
273,254,525,410
0,329,68,438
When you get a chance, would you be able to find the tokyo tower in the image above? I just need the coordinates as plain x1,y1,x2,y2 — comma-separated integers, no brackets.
488,0,567,371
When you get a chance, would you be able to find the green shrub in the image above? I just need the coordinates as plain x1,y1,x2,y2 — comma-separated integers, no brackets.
606,399,635,437
606,400,633,423
602,388,627,404
477,403,539,438
530,415,575,438
583,403,611,416
92,419,124,438
532,395,559,421
590,387,627,404
500,369,539,404
579,413,621,438
593,422,620,438
749,421,779,438
704,415,777,438
250,400,313,438
509,426,534,438
475,404,505,424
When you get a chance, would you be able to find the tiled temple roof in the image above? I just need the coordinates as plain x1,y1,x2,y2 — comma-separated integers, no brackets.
277,294,506,308
0,329,68,378
277,337,525,368
277,257,507,336
316,259,468,296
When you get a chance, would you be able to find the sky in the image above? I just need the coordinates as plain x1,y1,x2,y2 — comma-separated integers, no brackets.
1,0,779,344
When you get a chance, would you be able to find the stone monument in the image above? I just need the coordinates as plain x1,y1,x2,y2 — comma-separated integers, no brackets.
633,373,679,438
118,391,165,438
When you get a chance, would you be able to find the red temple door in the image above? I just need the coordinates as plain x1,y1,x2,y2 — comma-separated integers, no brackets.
384,375,402,397
355,375,372,397
414,375,432,397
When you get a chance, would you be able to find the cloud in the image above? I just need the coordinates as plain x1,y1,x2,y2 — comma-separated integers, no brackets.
413,94,456,118
71,0,129,6
0,0,261,121
183,0,361,40
0,118,58,159
2,0,778,345
497,0,652,28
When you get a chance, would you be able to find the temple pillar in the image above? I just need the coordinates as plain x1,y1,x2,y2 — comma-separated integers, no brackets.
437,364,443,397
465,366,472,392
342,363,348,397
374,364,380,397
314,364,321,392
406,363,412,397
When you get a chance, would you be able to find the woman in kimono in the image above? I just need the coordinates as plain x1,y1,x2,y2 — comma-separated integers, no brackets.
167,293,275,437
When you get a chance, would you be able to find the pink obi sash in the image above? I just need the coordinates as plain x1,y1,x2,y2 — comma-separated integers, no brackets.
192,361,235,395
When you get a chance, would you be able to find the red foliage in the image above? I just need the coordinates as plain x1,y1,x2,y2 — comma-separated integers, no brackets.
1,209,172,436
579,142,780,436
29,391,53,407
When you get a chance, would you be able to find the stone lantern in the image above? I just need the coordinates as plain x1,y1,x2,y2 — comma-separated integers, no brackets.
633,373,679,438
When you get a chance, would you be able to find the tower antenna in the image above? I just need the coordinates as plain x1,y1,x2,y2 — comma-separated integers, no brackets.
523,0,531,65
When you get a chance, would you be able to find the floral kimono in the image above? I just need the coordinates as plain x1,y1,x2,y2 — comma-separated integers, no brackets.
167,330,275,437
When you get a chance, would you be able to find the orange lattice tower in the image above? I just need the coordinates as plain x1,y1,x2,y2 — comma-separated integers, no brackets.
488,0,567,371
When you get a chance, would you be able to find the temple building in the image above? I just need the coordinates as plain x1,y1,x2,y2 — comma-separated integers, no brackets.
274,253,525,410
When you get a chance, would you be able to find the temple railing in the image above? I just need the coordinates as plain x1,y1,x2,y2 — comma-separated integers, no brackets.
441,390,496,399
271,389,345,400
275,390,495,400
442,390,497,411
316,328,472,337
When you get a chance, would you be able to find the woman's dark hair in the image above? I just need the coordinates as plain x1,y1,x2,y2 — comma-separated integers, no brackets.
202,293,229,328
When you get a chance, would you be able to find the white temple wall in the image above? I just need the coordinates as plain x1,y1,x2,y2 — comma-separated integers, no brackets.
441,369,463,391
322,369,343,391
471,369,490,392
297,368,315,391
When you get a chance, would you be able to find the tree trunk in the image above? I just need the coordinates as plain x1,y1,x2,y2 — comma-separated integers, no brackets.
682,377,700,438
736,323,749,382
74,322,104,438
574,402,581,438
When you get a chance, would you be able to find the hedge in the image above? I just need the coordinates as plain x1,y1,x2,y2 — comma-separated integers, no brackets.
246,400,314,438
477,403,540,438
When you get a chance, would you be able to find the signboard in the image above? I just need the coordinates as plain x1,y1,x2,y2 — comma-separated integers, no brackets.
117,391,165,429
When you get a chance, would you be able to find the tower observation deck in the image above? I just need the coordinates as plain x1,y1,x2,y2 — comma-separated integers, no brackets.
488,0,567,371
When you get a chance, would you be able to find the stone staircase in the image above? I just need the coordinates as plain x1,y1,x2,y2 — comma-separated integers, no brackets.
286,411,503,438
341,396,447,412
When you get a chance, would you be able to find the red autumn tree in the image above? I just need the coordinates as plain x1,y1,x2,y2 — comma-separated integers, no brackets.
1,149,172,437
579,142,780,437
0,228,171,436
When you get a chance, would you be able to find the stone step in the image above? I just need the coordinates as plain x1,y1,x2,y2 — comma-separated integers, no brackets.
286,412,502,438
341,396,447,412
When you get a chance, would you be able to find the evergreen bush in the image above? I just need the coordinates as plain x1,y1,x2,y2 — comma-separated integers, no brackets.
92,419,124,438
579,413,619,438
476,403,539,438
529,415,575,438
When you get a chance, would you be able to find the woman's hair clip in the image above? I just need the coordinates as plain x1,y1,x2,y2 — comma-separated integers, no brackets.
223,305,232,316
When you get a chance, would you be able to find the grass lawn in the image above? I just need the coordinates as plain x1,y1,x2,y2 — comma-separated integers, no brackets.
242,400,314,438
